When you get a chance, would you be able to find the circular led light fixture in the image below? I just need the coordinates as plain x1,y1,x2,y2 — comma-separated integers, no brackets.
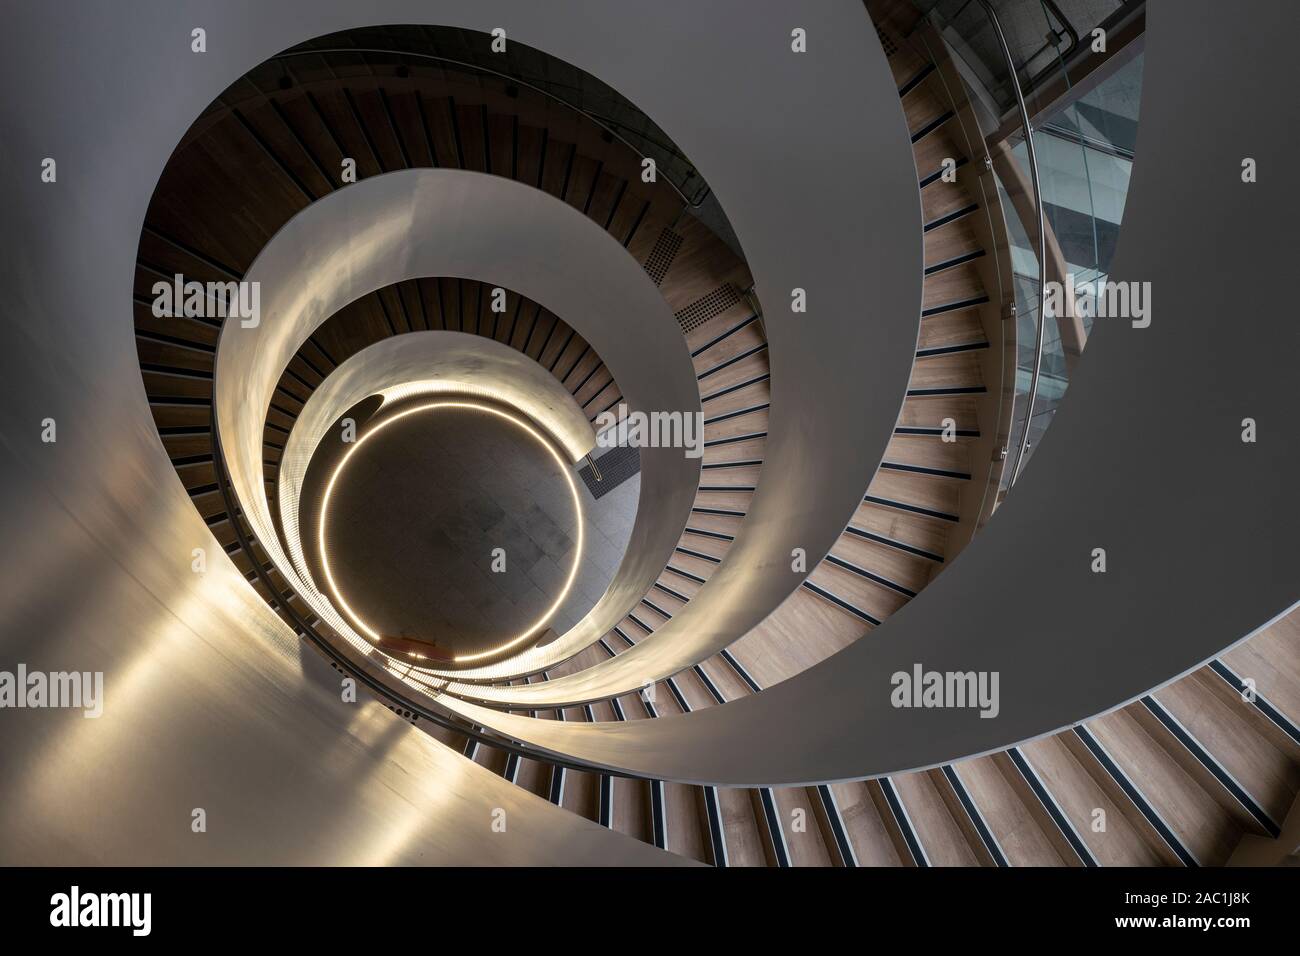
316,399,584,665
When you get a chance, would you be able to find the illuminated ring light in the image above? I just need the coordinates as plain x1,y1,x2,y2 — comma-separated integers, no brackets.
315,398,584,666
272,329,599,636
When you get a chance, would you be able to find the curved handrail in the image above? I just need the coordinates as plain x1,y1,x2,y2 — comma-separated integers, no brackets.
977,0,1046,486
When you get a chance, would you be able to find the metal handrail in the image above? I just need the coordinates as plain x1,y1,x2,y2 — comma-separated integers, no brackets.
977,0,1047,486
266,47,711,208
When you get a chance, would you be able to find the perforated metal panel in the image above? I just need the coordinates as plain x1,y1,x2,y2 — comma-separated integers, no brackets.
876,25,899,57
674,283,741,335
643,228,683,286
579,443,641,498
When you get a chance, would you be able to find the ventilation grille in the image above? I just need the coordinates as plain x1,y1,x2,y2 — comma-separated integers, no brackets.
674,284,741,335
876,25,899,58
579,443,641,499
643,228,684,286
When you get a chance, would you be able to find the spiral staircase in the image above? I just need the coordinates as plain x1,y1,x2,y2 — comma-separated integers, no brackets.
1,0,1296,871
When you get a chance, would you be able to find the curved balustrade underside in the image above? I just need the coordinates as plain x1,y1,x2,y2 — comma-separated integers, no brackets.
6,0,1287,867
404,0,1300,782
282,328,599,472
277,331,599,644
215,168,702,687
0,0,916,861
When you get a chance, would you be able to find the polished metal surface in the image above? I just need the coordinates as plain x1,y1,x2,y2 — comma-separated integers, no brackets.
407,28,926,706
0,360,676,863
1,0,921,860
201,2,923,700
282,329,598,470
214,169,701,686
343,0,1300,783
